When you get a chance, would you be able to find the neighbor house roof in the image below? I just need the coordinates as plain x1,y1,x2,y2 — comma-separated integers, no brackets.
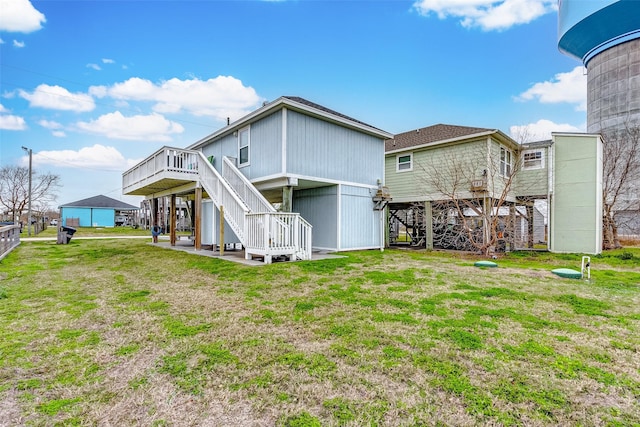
59,195,138,210
189,96,392,150
385,124,516,153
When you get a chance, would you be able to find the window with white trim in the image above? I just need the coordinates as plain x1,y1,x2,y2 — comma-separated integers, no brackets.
522,149,544,170
500,147,512,177
396,153,412,172
238,126,250,166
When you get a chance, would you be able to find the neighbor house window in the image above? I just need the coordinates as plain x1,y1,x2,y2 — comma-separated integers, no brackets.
396,153,413,172
522,149,544,170
500,147,512,177
238,126,250,166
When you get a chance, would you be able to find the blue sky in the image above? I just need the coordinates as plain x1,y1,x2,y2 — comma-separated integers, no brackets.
0,0,587,208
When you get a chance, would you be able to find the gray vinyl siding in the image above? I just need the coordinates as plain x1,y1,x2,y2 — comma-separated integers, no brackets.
201,133,238,174
201,201,241,245
293,186,338,250
201,111,282,178
201,200,214,245
287,110,383,185
238,112,283,179
340,185,381,249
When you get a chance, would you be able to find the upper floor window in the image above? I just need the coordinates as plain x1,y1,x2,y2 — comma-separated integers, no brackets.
238,126,250,166
500,147,512,177
396,153,413,172
522,149,544,170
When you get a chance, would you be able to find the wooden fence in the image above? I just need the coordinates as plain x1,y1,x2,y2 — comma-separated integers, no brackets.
0,224,21,261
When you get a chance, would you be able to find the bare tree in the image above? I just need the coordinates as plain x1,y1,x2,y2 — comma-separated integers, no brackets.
420,144,522,256
0,165,61,223
602,122,640,249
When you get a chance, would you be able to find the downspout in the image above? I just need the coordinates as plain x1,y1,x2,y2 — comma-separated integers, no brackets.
337,183,341,251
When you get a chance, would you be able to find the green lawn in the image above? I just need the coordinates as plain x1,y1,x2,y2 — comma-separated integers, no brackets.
33,225,151,238
1,241,639,425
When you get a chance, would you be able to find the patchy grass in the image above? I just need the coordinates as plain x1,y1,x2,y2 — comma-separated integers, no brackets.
33,225,152,238
0,240,639,425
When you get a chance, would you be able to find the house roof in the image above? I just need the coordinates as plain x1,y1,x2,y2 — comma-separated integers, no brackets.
60,195,138,210
282,96,383,131
385,124,516,153
385,124,495,151
189,96,392,149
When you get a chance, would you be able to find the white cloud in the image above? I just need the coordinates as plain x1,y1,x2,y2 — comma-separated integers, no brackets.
0,113,27,130
517,66,587,111
0,0,46,33
19,84,95,112
12,39,25,48
0,104,27,130
87,63,101,71
75,111,184,141
102,58,115,64
33,144,138,170
0,38,4,44
37,120,67,137
38,119,63,129
412,0,556,31
90,75,262,121
510,119,584,143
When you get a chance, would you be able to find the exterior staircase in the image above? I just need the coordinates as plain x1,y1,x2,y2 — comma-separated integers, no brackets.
123,147,312,263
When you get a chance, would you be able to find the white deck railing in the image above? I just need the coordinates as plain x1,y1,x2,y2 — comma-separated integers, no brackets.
122,146,200,194
0,224,21,261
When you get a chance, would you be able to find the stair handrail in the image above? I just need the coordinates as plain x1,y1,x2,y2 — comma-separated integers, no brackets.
196,152,250,242
297,216,313,260
222,156,276,213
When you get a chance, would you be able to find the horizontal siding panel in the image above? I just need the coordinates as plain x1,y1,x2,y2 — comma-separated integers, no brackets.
386,140,489,201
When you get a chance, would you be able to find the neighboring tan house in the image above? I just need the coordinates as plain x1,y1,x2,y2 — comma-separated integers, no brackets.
122,96,392,263
385,125,603,254
59,195,138,228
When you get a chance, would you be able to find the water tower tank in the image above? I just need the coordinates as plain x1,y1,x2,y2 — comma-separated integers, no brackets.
558,0,640,135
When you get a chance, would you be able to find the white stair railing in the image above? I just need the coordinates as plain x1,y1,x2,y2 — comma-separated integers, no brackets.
297,217,313,260
222,157,276,214
245,213,313,262
195,152,249,242
220,156,313,262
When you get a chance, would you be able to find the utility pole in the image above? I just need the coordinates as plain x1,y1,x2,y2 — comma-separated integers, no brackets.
21,146,32,237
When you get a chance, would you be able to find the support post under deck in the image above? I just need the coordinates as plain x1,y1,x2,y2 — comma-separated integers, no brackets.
194,187,202,250
170,194,177,246
424,201,433,249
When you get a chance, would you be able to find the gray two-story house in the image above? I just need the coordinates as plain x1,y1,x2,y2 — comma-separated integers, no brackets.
123,96,392,262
